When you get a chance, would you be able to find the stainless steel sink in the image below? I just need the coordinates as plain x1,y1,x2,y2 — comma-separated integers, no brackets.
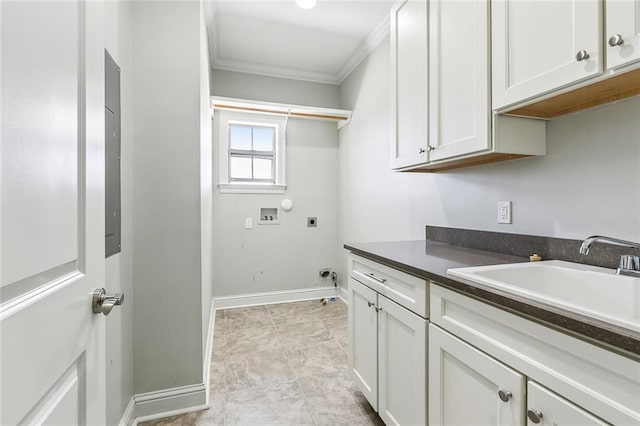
448,260,640,332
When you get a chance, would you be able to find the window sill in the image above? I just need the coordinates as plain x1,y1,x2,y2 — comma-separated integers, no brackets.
218,183,287,194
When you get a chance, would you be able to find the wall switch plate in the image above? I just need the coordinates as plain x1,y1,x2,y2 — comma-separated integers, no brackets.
245,217,252,229
497,201,512,224
307,217,317,227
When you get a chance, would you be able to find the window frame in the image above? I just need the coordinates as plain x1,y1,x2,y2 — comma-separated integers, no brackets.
217,110,287,194
228,122,277,184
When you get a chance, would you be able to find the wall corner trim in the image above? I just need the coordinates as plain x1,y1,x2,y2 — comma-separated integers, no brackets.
118,397,136,426
338,285,349,305
203,299,216,402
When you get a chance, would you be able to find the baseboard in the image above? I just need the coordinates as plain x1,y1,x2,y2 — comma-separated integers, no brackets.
132,384,207,424
338,285,349,304
118,396,135,426
211,286,340,310
203,299,216,402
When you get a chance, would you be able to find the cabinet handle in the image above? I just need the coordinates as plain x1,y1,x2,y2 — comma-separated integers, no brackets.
608,34,624,47
497,389,512,402
427,145,435,152
375,307,383,312
367,301,375,308
365,272,387,284
527,409,543,424
575,50,590,61
418,148,426,154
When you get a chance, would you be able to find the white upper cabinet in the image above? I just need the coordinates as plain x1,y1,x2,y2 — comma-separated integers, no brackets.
390,0,429,169
428,0,490,161
606,0,640,69
492,0,603,110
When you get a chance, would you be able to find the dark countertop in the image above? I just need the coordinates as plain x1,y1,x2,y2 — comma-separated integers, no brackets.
344,240,640,359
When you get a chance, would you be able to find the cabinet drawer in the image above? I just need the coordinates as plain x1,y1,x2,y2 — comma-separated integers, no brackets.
430,283,640,425
527,381,609,426
349,254,428,318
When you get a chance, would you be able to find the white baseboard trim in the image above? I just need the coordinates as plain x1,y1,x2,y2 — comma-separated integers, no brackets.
212,286,340,310
132,384,207,424
338,285,349,304
203,299,216,402
118,396,135,426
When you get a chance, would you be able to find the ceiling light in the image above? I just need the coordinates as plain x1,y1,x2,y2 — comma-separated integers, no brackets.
296,0,317,10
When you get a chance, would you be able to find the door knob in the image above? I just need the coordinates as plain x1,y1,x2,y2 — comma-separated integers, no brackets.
527,409,543,424
92,288,124,316
575,50,590,61
497,389,512,402
608,34,624,47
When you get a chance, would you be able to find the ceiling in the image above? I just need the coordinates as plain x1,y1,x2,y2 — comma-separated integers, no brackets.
206,0,395,85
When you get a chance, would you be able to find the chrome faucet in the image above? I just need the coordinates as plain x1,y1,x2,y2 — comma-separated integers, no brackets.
579,235,640,277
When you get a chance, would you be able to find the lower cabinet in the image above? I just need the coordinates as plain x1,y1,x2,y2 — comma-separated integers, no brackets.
349,277,427,425
527,381,609,426
429,284,634,425
429,324,525,425
430,324,611,426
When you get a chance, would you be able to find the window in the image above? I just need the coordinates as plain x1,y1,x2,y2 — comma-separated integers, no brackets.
217,110,286,194
229,124,276,183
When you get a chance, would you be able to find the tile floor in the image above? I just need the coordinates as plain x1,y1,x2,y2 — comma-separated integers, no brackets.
140,299,383,426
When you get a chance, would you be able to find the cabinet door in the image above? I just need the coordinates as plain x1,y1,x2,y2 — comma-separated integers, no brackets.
606,0,640,69
429,324,525,426
378,295,427,426
348,277,379,410
492,0,603,109
390,0,428,169
428,0,490,161
527,381,610,426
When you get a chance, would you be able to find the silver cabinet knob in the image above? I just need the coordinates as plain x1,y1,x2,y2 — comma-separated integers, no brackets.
427,145,435,152
608,34,624,47
92,288,124,316
576,50,590,61
367,301,375,308
527,409,543,424
497,389,512,402
375,307,383,312
418,148,426,154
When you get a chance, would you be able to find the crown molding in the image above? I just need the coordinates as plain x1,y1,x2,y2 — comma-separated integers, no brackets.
206,9,390,86
335,15,390,84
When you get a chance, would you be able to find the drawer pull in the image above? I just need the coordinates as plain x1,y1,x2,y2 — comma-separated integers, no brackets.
365,272,387,284
375,307,383,313
497,389,512,402
527,409,543,424
367,301,375,308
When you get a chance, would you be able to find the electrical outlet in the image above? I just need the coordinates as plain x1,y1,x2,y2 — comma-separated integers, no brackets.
245,217,252,229
497,201,512,224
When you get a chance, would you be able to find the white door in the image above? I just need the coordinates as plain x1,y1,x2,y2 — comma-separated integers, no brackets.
606,0,640,69
492,0,603,110
527,381,609,426
348,278,378,411
429,324,525,426
428,0,490,161
378,294,427,426
390,0,429,170
1,1,107,424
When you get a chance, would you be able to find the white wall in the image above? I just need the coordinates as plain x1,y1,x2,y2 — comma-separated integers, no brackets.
212,68,341,109
211,116,340,297
199,2,214,358
339,36,640,281
131,1,203,394
104,1,134,423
